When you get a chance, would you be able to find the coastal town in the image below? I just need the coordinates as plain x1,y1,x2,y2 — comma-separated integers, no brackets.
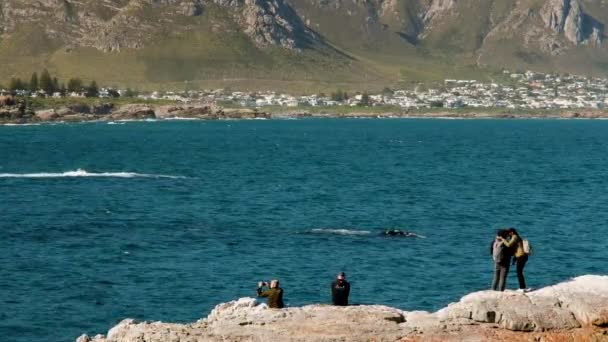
2,70,608,111
3,70,608,111
201,70,608,110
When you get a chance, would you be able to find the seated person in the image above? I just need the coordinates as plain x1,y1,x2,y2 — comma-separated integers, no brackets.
257,279,284,309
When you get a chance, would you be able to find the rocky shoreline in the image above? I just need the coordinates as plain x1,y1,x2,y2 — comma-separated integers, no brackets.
76,275,608,342
0,102,271,124
4,101,608,125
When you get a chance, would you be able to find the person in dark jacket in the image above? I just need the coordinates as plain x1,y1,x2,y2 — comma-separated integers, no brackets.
331,272,350,306
257,279,284,308
490,229,512,291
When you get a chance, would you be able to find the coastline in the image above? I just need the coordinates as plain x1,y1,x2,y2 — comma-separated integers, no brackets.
4,101,608,125
76,275,608,342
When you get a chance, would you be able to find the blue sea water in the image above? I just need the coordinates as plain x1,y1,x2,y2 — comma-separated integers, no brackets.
1,119,608,342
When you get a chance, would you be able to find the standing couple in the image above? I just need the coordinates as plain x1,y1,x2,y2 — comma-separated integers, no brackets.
491,228,529,292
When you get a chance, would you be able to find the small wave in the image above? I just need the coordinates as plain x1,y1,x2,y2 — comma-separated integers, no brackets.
2,123,42,126
164,117,202,121
308,228,372,236
0,169,186,179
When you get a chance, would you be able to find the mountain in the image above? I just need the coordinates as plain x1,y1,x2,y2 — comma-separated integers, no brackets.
1,0,608,91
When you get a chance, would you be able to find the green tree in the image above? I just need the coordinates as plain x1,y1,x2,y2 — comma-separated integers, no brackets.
123,88,138,97
430,100,444,108
29,72,39,92
39,69,53,95
107,89,120,98
9,77,26,92
67,78,83,93
60,83,67,96
360,93,371,106
331,89,348,102
85,81,99,97
52,77,60,94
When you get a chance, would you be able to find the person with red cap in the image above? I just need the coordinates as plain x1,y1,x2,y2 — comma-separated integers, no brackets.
331,272,350,306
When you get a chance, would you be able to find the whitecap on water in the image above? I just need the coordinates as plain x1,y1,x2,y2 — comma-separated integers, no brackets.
308,228,372,236
306,228,427,238
0,168,186,179
1,123,42,126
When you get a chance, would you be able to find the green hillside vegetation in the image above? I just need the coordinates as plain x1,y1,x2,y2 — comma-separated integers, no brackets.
0,0,506,92
1,0,608,92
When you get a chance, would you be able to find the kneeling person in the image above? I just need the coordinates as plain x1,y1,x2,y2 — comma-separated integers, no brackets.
257,279,284,309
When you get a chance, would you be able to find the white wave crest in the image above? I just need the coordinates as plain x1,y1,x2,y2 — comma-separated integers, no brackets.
309,228,372,236
2,123,42,126
0,169,185,179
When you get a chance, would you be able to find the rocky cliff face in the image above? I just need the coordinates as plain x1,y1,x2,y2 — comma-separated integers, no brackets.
0,0,315,51
241,0,317,49
421,0,455,25
541,0,602,46
0,0,603,53
76,275,608,342
2,0,608,84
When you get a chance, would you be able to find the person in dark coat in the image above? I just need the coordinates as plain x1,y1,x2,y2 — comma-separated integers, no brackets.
331,272,350,306
257,279,284,308
491,229,512,291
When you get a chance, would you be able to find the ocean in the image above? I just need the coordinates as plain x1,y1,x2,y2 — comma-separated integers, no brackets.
1,119,607,342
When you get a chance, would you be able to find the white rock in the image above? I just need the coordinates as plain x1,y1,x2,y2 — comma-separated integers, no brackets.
78,275,608,341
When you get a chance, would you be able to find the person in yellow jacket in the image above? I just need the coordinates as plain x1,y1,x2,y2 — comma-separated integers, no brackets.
501,228,528,291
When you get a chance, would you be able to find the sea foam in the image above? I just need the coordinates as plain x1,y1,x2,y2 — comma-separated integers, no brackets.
0,169,185,179
308,228,372,236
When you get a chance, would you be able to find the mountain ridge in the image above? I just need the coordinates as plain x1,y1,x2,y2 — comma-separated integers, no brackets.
1,0,608,90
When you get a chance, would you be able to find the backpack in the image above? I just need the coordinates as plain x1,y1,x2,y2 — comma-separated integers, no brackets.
522,239,532,255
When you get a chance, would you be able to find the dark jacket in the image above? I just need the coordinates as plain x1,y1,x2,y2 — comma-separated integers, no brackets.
331,280,350,306
257,287,284,308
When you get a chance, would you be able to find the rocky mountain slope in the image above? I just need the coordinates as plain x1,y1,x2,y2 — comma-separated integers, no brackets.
1,0,608,90
0,0,316,51
76,275,608,341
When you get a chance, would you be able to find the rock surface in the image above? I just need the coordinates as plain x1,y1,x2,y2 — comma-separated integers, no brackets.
0,0,315,51
77,275,608,341
541,0,603,46
1,102,265,124
0,0,604,54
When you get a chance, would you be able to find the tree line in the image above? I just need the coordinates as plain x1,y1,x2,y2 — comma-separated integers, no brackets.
331,89,371,106
4,69,102,97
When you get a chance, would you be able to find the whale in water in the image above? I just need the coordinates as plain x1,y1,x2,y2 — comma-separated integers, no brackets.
381,229,421,238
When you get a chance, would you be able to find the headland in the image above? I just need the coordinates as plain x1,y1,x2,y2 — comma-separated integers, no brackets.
76,275,608,342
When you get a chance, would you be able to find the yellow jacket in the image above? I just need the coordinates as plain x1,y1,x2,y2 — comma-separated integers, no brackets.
503,234,525,258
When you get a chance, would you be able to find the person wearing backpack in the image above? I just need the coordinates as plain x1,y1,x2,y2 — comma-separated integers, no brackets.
502,228,530,291
490,229,512,291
